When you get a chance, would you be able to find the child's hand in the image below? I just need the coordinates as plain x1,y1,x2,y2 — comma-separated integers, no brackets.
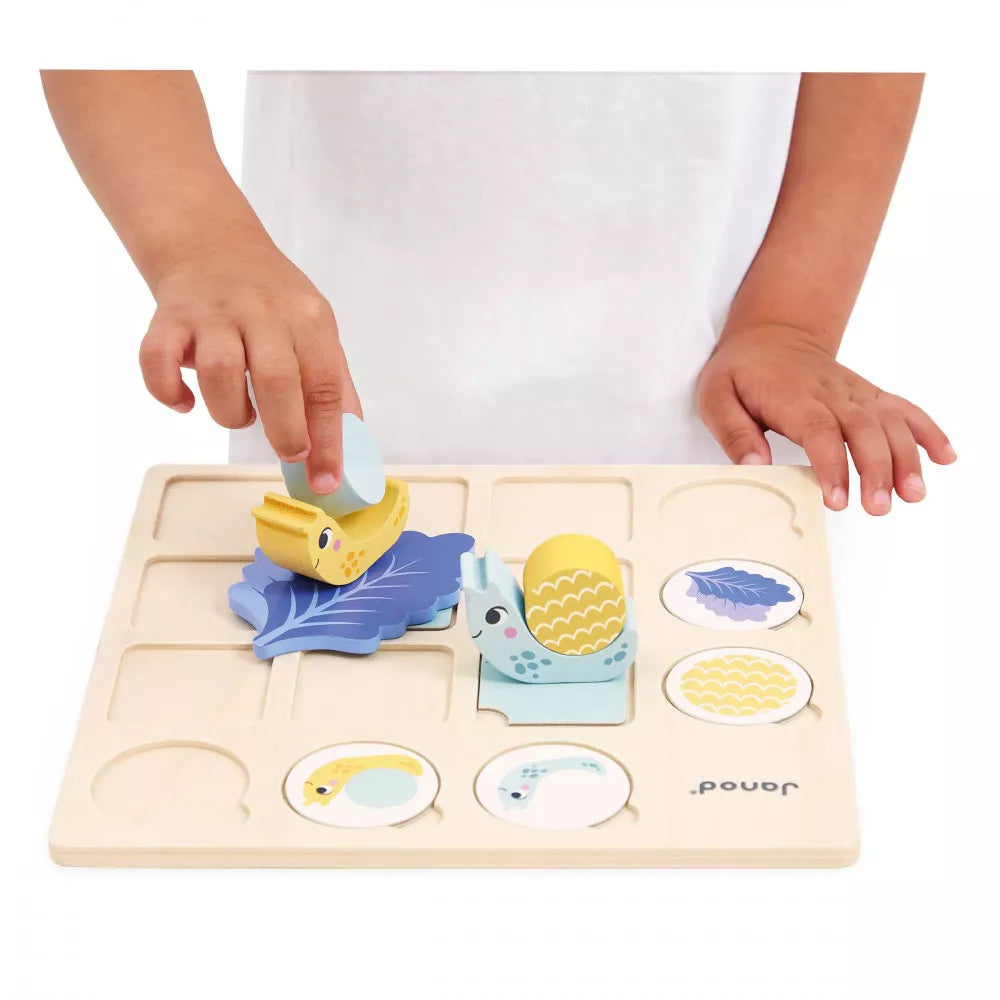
139,237,361,494
696,324,956,515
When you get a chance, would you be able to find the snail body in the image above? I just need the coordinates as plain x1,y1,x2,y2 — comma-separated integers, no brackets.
461,534,636,685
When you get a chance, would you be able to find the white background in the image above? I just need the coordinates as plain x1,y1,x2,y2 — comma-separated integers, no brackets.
2,2,997,998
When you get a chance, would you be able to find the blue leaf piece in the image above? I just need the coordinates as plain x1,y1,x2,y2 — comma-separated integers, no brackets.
229,551,297,627
229,531,475,659
685,567,795,609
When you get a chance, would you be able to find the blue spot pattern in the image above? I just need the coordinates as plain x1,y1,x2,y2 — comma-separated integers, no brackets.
496,756,608,809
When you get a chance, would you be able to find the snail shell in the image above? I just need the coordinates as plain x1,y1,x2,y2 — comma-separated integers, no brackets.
522,533,626,656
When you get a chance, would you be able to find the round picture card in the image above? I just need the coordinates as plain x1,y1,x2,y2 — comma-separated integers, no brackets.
475,743,631,830
284,741,439,828
661,559,803,630
664,647,813,726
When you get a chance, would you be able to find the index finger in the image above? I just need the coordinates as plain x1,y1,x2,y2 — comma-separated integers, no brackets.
296,338,344,495
244,333,310,462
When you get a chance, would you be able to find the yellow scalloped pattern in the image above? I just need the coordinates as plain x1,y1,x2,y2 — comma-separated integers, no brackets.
678,654,797,716
525,568,626,655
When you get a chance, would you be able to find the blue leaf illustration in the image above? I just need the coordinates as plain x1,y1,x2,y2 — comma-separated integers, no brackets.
685,566,795,610
229,531,475,659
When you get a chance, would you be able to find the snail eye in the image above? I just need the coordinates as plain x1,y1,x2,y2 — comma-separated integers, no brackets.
510,791,522,799
318,528,333,550
484,606,508,626
315,785,332,796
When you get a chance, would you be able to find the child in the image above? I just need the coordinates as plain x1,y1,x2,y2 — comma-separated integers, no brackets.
42,70,954,514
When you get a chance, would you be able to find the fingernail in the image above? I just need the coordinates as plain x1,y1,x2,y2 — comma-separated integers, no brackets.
739,453,767,466
241,411,257,429
283,449,310,463
904,474,926,499
312,473,339,495
943,442,958,462
872,488,892,513
172,402,193,413
829,485,847,510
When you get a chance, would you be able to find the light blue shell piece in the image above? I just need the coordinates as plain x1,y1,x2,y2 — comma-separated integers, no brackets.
497,756,608,809
280,413,386,518
460,550,637,684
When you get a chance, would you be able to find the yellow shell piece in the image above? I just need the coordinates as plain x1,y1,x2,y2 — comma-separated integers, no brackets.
302,754,423,807
678,654,798,716
522,533,626,656
252,476,409,585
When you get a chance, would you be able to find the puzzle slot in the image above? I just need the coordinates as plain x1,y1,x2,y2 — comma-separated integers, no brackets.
91,743,250,827
108,645,269,724
401,477,470,534
133,559,254,640
778,702,822,727
657,479,803,544
155,476,278,548
594,803,639,829
291,647,454,724
490,478,633,552
397,804,443,829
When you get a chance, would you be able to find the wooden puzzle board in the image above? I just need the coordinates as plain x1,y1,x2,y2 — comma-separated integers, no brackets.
50,464,859,867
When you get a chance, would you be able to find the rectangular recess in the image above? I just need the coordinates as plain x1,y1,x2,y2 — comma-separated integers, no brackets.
489,478,633,551
133,558,251,641
108,645,268,724
401,477,469,534
155,476,279,548
293,646,454,724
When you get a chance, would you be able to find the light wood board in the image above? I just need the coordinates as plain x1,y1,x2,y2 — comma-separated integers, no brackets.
50,464,859,867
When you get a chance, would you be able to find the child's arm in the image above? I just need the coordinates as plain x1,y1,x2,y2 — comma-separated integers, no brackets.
41,70,357,494
697,73,954,515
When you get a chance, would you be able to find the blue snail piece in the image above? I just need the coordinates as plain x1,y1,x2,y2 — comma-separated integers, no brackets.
460,550,637,684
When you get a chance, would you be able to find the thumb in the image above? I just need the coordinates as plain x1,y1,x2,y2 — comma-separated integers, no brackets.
698,375,772,466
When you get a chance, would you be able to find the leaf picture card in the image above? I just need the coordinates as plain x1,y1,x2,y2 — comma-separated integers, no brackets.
661,559,803,630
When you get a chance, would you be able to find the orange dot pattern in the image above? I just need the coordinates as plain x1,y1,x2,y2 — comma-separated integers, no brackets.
340,547,368,579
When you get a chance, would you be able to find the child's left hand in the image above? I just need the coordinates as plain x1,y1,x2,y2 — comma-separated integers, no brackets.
696,324,956,515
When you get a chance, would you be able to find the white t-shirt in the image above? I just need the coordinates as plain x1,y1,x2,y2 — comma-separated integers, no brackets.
232,72,804,465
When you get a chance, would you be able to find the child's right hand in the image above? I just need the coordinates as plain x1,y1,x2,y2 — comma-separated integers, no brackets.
139,235,361,494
